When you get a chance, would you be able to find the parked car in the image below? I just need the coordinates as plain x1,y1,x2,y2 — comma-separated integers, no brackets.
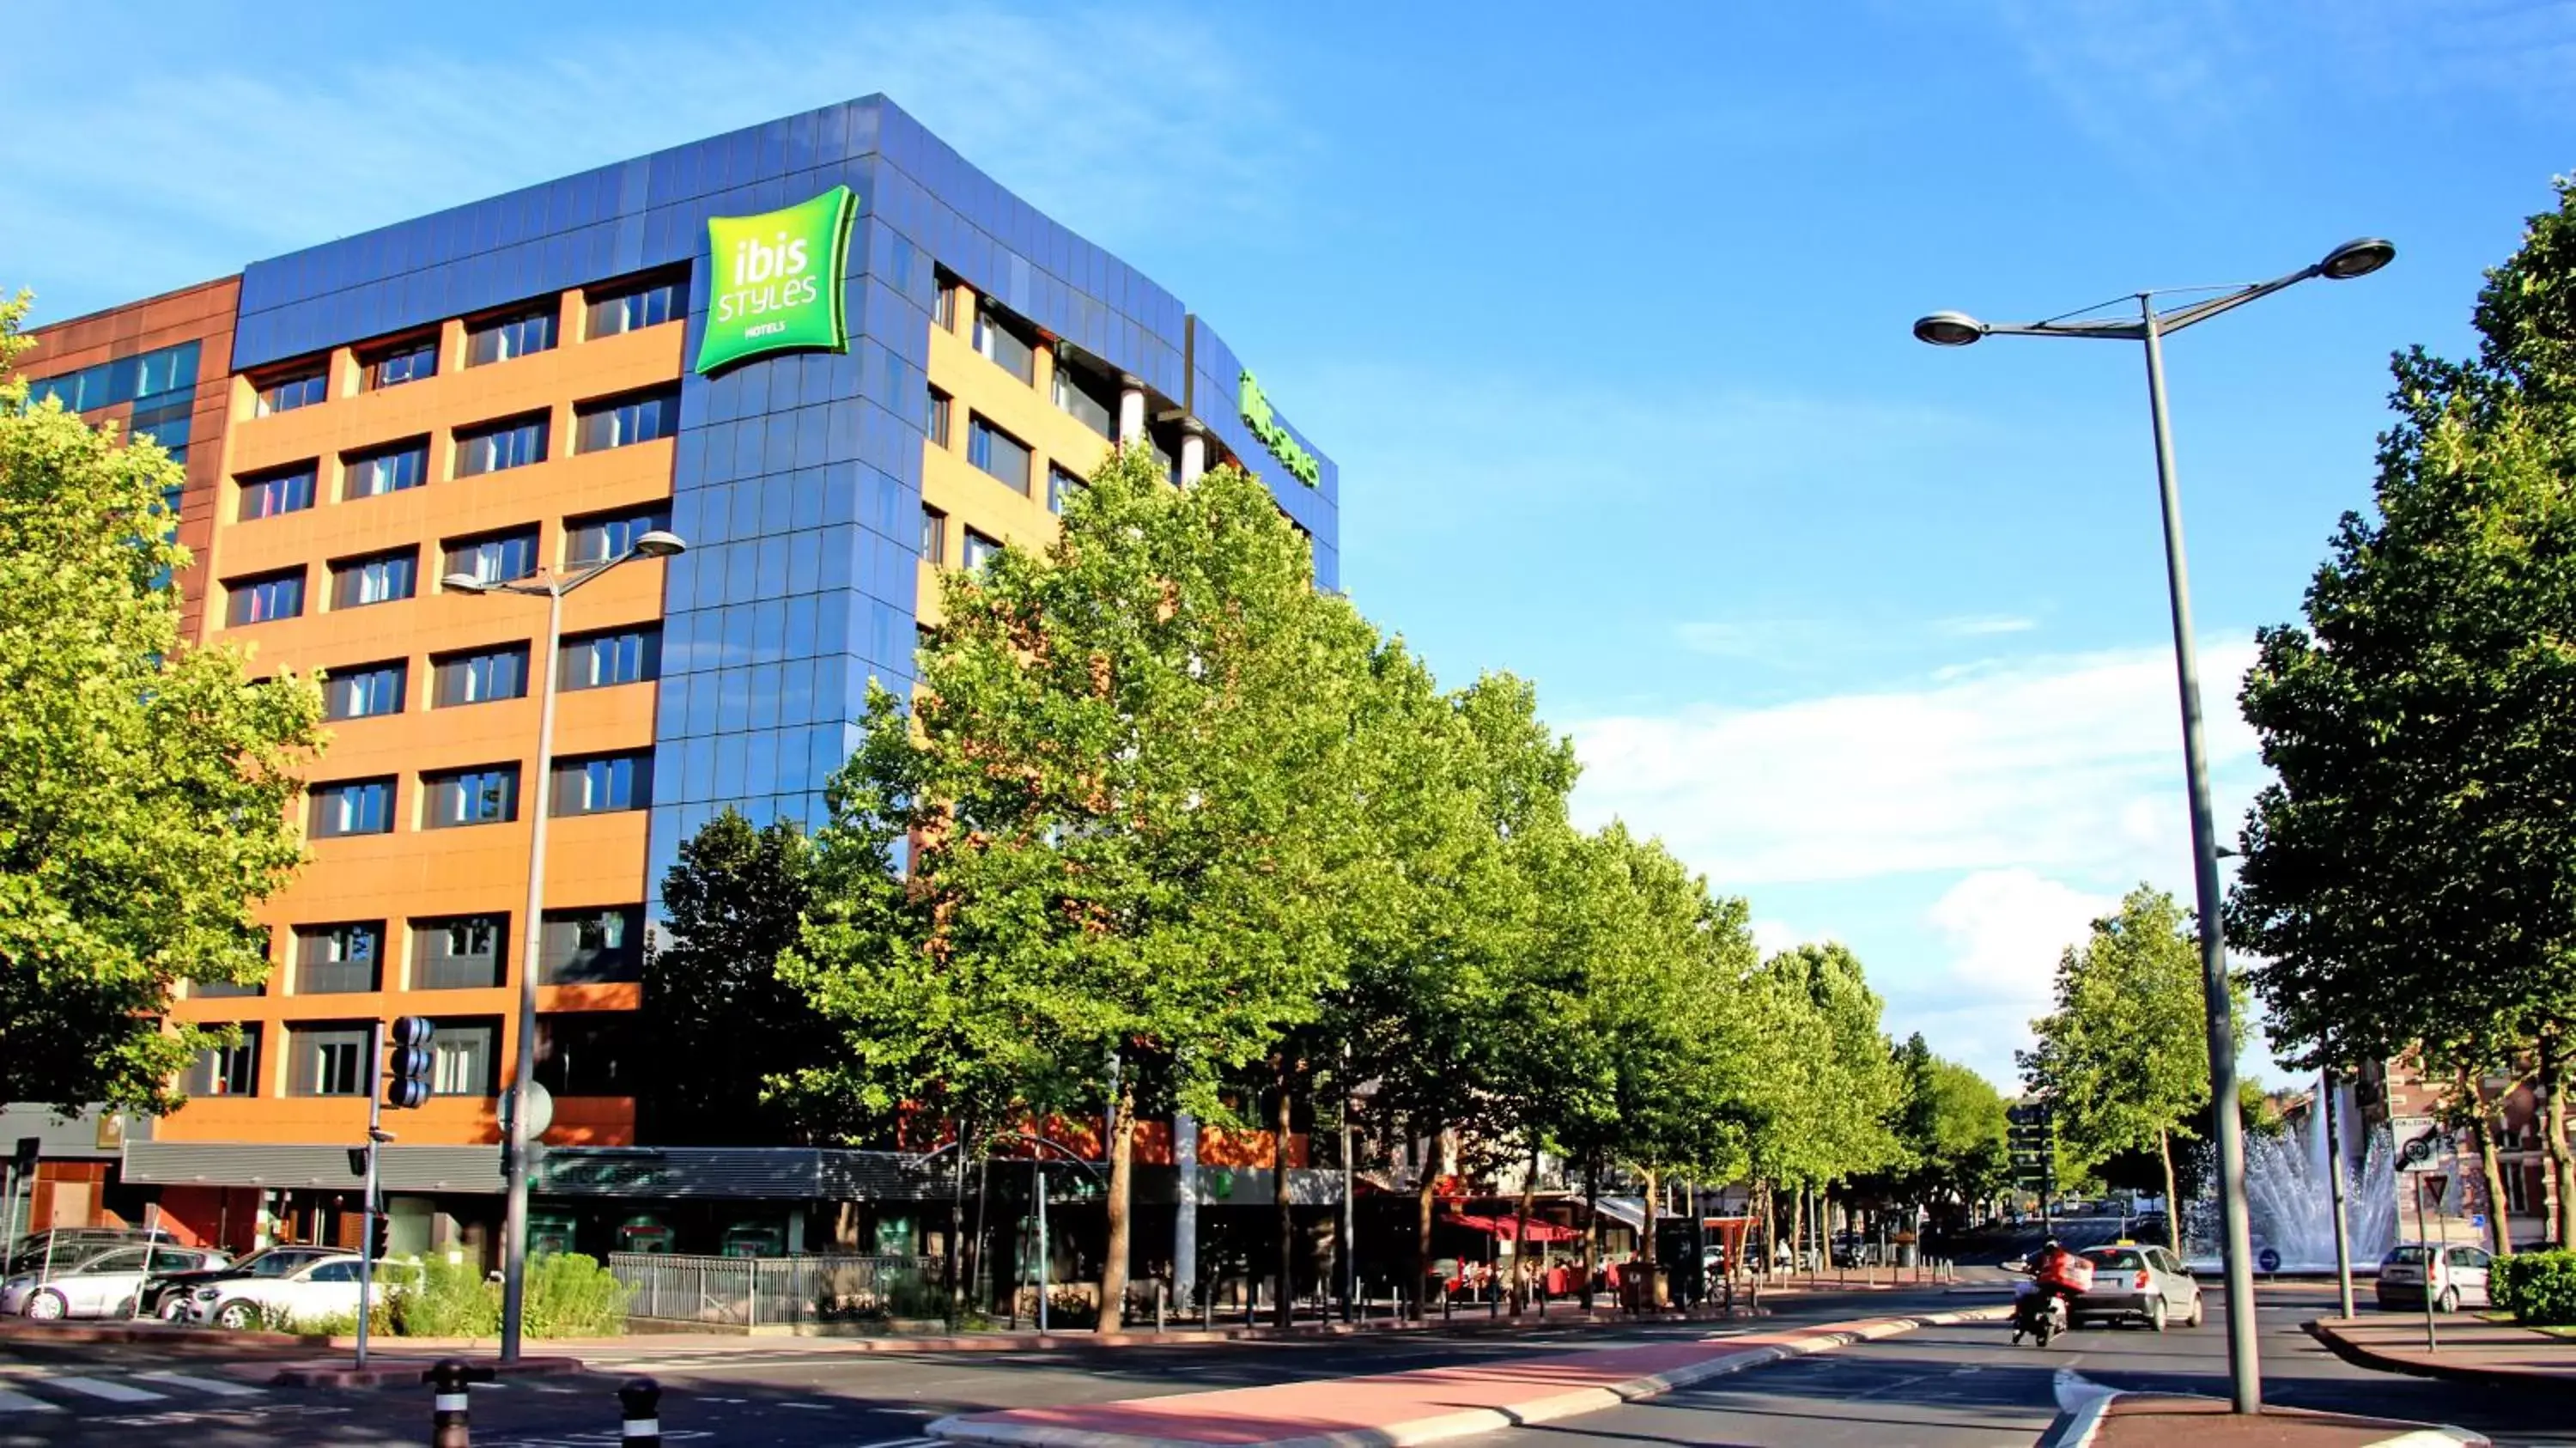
2,1244,229,1320
3,1228,157,1278
185,1253,415,1330
2071,1243,2203,1331
143,1244,347,1320
2376,1242,2492,1312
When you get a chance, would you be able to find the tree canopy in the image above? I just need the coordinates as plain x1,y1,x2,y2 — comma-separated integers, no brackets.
0,291,324,1115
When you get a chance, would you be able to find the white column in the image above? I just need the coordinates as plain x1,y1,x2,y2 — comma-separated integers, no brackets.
1179,430,1206,485
1117,385,1145,447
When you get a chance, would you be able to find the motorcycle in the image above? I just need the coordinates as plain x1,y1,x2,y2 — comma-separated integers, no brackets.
2003,1256,2078,1348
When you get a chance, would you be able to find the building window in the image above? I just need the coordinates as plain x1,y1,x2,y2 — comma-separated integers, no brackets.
27,340,199,415
424,765,520,828
430,1021,499,1096
295,922,382,995
187,1026,261,1098
288,1025,371,1097
966,417,1030,491
465,307,558,367
552,751,652,816
960,528,1003,572
561,625,660,691
1052,365,1115,439
537,1013,636,1096
343,439,428,500
927,387,951,447
539,907,643,984
574,386,678,453
974,304,1036,384
256,368,328,417
323,661,407,721
442,527,540,587
586,276,683,339
933,274,958,332
455,414,549,477
310,777,394,837
330,548,417,610
564,508,671,568
363,338,438,390
920,504,947,563
1048,466,1081,516
413,916,506,990
432,644,530,707
236,465,317,521
226,569,306,625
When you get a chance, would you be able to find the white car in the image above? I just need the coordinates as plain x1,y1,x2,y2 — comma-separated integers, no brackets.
187,1253,411,1329
2376,1241,2492,1312
2,1245,230,1320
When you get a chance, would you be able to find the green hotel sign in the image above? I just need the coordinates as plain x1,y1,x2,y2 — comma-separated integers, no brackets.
1237,370,1321,489
694,186,857,374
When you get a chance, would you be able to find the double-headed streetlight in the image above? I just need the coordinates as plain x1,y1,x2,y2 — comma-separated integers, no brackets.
444,527,686,1363
1914,238,2393,1415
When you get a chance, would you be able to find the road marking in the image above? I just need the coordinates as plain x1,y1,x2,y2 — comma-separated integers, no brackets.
0,1388,64,1415
781,1400,835,1410
135,1372,265,1397
46,1376,167,1403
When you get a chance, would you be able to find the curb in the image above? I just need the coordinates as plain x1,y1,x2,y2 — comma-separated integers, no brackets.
927,1305,2012,1448
0,1318,311,1348
2045,1370,2488,1448
267,1354,586,1387
2303,1319,2566,1391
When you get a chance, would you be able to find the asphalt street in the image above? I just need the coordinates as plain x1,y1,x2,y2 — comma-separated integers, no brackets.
0,1278,2564,1447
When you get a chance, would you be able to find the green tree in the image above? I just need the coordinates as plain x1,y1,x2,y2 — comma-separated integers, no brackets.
641,809,853,1145
0,293,324,1115
2229,180,2576,1245
2020,886,2233,1231
1740,942,1902,1265
1880,1037,2012,1225
791,446,1378,1329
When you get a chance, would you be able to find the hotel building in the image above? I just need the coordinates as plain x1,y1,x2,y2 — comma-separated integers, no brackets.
18,94,1335,1262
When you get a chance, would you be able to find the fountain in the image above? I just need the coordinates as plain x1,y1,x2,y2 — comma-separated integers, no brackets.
2185,1073,2398,1273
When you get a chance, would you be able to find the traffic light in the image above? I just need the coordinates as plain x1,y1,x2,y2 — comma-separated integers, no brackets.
368,1207,392,1259
386,1016,435,1110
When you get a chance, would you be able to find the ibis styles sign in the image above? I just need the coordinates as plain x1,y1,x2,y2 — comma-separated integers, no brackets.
1237,370,1321,489
694,186,857,374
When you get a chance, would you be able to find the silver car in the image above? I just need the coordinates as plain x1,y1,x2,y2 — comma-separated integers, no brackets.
2071,1242,2203,1331
2,1244,230,1320
2377,1242,2492,1311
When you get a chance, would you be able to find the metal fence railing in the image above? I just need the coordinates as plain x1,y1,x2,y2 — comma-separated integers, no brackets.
607,1253,945,1328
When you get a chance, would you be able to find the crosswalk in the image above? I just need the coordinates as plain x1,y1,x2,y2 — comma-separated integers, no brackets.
0,1366,267,1414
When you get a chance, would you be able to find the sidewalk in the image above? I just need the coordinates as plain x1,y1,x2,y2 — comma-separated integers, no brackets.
2306,1314,2576,1389
2078,1395,2486,1447
927,1305,2009,1448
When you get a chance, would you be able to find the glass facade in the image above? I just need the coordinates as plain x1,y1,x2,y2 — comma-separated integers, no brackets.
25,340,198,414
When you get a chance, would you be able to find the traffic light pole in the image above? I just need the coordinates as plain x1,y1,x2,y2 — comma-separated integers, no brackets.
358,1020,384,1371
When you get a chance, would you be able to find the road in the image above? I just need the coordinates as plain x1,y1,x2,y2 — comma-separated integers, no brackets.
1442,1281,2574,1448
0,1280,2565,1446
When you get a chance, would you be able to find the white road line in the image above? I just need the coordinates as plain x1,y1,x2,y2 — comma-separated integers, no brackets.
780,1400,835,1410
46,1376,168,1403
135,1372,266,1397
0,1388,64,1415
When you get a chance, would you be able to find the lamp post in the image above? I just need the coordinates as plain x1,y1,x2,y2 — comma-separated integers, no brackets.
445,528,686,1364
1915,238,2393,1415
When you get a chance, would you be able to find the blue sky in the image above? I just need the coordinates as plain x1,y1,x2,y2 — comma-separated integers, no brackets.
9,1,2571,1091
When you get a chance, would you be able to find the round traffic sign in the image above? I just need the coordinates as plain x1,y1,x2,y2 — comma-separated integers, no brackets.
2257,1247,2281,1274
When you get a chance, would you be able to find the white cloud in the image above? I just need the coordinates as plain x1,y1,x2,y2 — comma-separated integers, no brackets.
1567,638,2262,887
1935,614,2040,637
4,5,1300,313
1749,916,1815,958
1893,868,2119,1089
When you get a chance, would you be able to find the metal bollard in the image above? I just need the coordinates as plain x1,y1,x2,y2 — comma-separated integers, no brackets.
619,1377,662,1448
1156,1281,1166,1333
422,1359,492,1448
1443,1287,1452,1322
1488,1286,1498,1319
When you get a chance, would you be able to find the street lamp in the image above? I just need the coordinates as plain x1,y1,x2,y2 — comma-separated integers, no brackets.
1915,239,2392,1415
447,527,684,1364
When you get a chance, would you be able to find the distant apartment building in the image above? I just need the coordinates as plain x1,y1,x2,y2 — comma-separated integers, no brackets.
19,95,1336,1263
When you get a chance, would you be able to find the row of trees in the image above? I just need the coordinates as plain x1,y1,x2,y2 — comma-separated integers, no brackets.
2227,180,2576,1253
644,447,2004,1325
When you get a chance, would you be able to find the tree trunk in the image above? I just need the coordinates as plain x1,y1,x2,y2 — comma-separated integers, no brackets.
1274,1057,1295,1329
946,1117,969,1322
1414,1121,1438,1318
2157,1128,2180,1254
1639,1166,1660,1310
2539,1032,2576,1250
1583,1157,1601,1310
1513,1132,1539,1311
2462,1070,2513,1257
1789,1182,1804,1275
1099,1079,1136,1332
